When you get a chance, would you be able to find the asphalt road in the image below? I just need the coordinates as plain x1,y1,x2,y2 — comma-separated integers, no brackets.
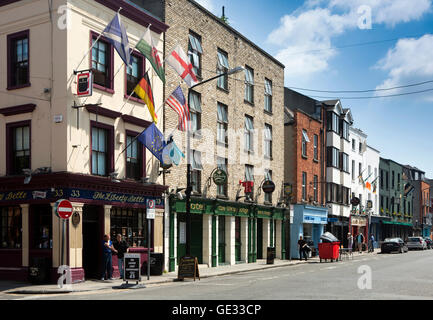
8,249,433,300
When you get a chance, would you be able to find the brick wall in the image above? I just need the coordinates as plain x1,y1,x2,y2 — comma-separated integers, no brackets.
163,0,285,204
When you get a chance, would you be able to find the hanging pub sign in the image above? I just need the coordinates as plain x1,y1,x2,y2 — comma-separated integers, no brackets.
351,197,360,206
212,169,227,186
284,183,292,196
367,200,373,209
76,71,93,97
262,180,276,194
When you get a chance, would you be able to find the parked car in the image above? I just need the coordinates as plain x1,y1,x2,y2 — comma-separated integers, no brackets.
424,237,432,249
407,237,427,250
380,238,408,254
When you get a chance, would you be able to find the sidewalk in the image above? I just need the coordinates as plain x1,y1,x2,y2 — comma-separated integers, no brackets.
2,251,379,295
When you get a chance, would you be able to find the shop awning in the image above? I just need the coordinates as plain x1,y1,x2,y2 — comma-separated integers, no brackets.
382,220,413,227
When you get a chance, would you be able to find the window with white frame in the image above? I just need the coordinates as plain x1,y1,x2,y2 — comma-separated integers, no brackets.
217,156,228,197
302,129,310,157
313,134,318,161
244,115,254,152
313,175,318,202
264,124,272,158
217,49,229,90
191,150,202,193
264,169,272,203
244,66,254,104
264,78,272,112
302,172,307,200
189,91,202,133
188,32,202,78
217,102,228,145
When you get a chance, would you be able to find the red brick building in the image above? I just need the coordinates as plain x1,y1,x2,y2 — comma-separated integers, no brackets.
285,108,324,205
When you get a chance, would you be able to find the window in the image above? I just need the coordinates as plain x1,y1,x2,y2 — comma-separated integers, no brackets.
8,30,30,89
352,139,356,150
264,124,272,158
91,123,113,176
380,170,384,188
217,49,229,90
326,112,339,133
0,207,22,249
302,172,307,200
386,171,389,190
7,122,30,175
126,53,145,99
340,153,349,173
341,120,349,140
217,103,228,145
352,160,355,180
91,33,113,90
244,66,254,104
264,78,272,113
245,165,254,199
359,141,362,153
217,157,228,197
313,175,318,202
359,163,362,178
264,169,272,203
392,171,395,189
191,150,203,193
313,135,318,161
326,147,339,168
188,32,202,78
244,115,254,152
189,91,202,133
125,133,143,180
342,186,350,205
110,208,149,248
302,130,310,158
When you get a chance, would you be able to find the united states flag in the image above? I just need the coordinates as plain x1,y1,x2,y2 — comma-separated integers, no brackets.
166,86,190,132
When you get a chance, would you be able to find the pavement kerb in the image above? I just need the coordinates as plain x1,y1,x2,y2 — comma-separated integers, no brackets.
5,252,380,295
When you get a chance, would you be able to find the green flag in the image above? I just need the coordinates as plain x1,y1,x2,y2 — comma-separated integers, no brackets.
136,28,165,83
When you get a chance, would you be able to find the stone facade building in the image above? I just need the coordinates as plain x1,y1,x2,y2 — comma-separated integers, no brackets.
154,0,286,270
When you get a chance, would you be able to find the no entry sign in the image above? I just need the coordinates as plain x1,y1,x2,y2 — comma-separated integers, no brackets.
57,199,73,219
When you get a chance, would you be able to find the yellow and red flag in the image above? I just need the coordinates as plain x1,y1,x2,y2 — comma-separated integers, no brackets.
134,72,157,123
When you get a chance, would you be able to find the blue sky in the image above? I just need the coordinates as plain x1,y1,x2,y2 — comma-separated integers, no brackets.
197,0,433,177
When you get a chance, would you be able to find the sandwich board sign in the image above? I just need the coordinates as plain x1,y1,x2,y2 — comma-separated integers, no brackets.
124,253,141,284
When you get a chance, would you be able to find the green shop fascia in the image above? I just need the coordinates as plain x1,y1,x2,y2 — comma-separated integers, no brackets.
168,197,288,272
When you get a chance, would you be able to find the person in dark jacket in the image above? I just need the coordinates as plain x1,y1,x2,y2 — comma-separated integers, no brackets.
113,234,129,279
101,234,117,280
298,236,308,261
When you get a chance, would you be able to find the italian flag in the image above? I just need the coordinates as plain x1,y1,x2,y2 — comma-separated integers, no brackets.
136,28,165,83
134,72,157,124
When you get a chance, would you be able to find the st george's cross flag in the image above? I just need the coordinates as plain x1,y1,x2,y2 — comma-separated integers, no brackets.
166,44,198,88
103,12,132,66
166,86,190,131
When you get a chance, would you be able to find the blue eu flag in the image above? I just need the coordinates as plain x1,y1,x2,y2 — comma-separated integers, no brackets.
138,123,167,164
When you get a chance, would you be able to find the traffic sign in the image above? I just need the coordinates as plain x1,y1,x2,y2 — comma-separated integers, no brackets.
57,199,73,219
147,199,155,220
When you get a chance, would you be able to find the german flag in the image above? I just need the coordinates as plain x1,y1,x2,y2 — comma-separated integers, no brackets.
134,72,157,123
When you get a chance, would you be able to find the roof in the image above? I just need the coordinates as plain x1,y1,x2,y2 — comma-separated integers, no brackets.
187,0,285,69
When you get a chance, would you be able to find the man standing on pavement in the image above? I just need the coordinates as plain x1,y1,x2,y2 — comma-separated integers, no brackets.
113,234,129,279
347,233,353,253
368,234,375,253
356,232,364,254
101,234,117,280
298,236,308,261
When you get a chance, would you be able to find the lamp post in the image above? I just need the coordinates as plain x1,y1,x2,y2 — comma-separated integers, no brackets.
185,66,245,257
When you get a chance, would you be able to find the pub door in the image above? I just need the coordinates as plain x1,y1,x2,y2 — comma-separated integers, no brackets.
218,215,226,264
257,219,263,259
82,205,101,279
177,213,203,264
235,217,241,262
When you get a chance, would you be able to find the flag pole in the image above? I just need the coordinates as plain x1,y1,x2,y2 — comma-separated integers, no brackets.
73,7,122,73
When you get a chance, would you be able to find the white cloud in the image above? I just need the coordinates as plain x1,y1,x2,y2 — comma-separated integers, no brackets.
375,34,433,100
195,0,215,13
268,0,432,83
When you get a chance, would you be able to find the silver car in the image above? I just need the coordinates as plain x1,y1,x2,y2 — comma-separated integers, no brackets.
407,237,427,250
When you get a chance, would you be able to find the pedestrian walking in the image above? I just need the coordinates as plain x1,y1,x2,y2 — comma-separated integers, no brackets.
113,234,129,279
347,233,353,253
368,234,375,253
356,232,364,254
101,234,117,281
298,236,308,261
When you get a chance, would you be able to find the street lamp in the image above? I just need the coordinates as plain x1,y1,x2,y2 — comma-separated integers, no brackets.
185,66,245,257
